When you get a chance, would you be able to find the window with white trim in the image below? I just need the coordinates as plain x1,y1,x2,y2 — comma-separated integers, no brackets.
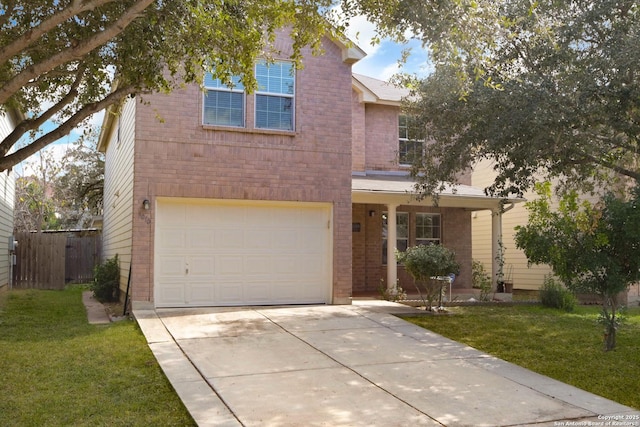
255,60,295,130
399,115,424,165
382,212,409,264
203,73,245,127
416,213,441,245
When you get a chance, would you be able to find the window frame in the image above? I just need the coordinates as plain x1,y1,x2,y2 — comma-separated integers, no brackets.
254,60,295,131
415,213,441,246
398,115,424,166
202,74,246,128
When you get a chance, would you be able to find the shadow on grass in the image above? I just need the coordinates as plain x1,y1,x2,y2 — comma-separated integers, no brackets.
403,304,640,410
0,287,195,427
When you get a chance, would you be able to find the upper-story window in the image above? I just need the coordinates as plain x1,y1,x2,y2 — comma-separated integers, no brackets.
398,115,423,166
203,74,245,127
255,60,295,131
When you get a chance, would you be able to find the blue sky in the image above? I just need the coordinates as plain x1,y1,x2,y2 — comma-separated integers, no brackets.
344,15,433,80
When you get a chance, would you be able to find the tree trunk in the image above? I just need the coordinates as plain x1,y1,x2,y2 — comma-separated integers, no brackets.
602,298,618,351
604,324,616,351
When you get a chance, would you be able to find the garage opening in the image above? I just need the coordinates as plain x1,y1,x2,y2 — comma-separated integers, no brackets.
154,198,332,307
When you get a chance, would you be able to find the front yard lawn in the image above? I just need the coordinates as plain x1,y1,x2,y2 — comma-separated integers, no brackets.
0,287,195,427
404,304,640,410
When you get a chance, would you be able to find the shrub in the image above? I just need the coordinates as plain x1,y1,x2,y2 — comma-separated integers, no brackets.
397,244,460,310
539,276,576,312
92,254,120,302
472,259,492,301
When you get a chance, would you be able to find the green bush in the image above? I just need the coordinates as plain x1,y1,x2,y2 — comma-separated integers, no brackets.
92,254,120,302
539,276,576,311
397,244,460,310
472,259,492,301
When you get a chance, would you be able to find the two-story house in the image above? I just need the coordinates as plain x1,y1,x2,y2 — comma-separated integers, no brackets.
98,31,512,309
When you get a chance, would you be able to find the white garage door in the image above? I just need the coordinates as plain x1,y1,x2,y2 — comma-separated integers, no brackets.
154,198,332,307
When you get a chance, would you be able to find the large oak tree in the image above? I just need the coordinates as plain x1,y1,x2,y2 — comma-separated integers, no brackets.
0,0,338,172
346,0,640,197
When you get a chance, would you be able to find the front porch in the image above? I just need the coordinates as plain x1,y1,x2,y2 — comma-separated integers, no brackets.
351,173,522,296
351,287,515,304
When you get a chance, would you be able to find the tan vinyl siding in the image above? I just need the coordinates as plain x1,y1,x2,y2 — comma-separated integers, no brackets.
101,99,136,292
472,158,553,290
472,159,602,290
0,113,16,289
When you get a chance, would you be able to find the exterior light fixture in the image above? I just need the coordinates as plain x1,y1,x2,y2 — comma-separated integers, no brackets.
143,199,150,210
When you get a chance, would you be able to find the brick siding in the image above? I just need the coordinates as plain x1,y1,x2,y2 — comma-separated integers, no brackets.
129,34,353,304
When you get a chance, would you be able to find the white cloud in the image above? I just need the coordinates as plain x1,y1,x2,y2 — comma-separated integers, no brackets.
338,11,433,81
343,14,381,56
380,62,403,81
17,141,75,177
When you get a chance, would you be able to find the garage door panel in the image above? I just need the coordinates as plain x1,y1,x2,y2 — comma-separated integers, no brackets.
244,207,272,224
188,256,215,276
157,256,187,277
216,255,244,276
155,199,331,307
156,282,186,306
243,229,272,249
187,229,215,250
273,208,301,226
218,281,244,304
157,228,187,251
272,283,297,300
214,207,245,225
157,203,186,223
244,256,272,275
215,229,243,249
188,204,216,222
295,256,323,275
271,231,297,251
187,283,215,305
246,282,271,301
272,258,290,275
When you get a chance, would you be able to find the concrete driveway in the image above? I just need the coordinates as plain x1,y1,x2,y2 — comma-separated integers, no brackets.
134,300,639,427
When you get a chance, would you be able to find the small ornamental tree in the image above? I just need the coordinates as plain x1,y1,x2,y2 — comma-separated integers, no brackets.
514,182,640,351
397,244,460,311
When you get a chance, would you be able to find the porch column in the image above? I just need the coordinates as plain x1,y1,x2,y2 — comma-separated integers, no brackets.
387,203,398,291
491,208,502,289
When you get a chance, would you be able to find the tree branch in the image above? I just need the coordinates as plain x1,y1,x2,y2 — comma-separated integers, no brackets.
0,65,87,157
0,0,118,66
0,85,139,172
581,152,640,182
0,0,155,105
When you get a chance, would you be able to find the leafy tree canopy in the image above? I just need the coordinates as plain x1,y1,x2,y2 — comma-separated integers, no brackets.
0,0,340,172
346,0,640,197
14,130,104,232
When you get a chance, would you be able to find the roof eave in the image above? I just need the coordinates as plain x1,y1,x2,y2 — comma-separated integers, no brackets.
96,103,116,153
330,36,366,64
352,189,524,210
351,75,403,106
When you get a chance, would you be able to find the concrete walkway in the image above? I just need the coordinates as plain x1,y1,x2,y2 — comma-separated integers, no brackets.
82,291,111,324
133,300,639,427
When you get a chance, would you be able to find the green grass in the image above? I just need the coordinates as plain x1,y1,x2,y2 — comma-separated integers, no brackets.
0,287,195,427
404,304,640,410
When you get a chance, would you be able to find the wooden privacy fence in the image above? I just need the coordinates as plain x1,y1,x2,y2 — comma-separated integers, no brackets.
12,231,102,290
